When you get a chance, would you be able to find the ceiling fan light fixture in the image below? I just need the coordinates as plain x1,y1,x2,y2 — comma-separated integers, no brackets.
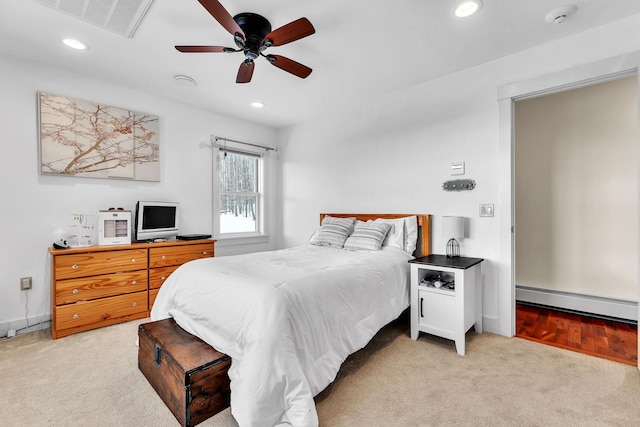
63,38,88,50
455,0,483,18
173,74,197,87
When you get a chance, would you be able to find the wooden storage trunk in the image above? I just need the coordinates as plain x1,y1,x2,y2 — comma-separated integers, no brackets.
138,318,231,427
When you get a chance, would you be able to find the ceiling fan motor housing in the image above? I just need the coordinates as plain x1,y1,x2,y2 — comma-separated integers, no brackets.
233,13,272,59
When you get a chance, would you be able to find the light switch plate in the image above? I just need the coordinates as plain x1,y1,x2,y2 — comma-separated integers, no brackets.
451,162,465,176
480,204,494,217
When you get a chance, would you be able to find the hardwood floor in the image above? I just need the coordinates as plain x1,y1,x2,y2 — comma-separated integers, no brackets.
515,302,638,366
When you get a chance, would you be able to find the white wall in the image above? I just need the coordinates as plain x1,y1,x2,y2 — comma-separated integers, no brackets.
278,14,640,336
0,55,278,337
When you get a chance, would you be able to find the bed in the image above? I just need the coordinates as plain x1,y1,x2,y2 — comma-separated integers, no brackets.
150,213,431,427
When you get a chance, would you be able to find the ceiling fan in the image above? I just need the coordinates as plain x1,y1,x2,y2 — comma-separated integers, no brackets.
176,0,316,83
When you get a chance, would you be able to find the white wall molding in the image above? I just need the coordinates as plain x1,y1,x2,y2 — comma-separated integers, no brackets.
498,51,640,101
0,317,50,339
516,286,637,322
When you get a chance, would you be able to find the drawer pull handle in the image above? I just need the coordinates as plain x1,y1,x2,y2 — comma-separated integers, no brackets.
72,314,78,319
161,276,166,280
72,289,78,294
132,280,137,285
72,264,78,269
131,258,136,263
202,251,208,255
132,302,138,307
161,255,166,260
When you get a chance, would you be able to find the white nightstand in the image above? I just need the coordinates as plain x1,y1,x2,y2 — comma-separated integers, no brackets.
409,254,483,355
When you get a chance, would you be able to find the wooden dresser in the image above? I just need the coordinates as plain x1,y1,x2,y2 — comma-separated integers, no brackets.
49,239,215,339
148,241,214,308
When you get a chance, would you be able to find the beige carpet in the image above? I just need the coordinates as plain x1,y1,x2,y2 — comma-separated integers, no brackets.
1,313,639,427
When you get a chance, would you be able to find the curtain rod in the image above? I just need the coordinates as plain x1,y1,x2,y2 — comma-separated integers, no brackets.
212,135,277,152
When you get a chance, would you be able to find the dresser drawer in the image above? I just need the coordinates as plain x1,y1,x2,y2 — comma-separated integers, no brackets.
54,249,148,280
55,271,148,305
55,291,148,331
149,288,160,309
149,266,180,290
149,243,214,268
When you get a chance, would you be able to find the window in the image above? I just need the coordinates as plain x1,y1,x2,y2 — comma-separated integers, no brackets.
217,150,263,236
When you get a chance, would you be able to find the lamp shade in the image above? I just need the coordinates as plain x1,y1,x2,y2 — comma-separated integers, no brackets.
442,216,464,240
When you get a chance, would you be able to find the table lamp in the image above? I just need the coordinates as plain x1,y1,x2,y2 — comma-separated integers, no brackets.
443,216,464,257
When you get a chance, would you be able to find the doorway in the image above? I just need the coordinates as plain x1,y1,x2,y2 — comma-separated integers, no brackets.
513,76,638,318
496,53,640,369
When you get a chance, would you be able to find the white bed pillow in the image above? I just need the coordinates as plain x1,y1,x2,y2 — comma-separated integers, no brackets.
373,218,405,251
309,216,356,249
344,221,391,251
403,216,418,254
373,216,418,254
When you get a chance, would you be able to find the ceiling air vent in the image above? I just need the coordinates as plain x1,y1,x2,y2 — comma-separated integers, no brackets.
33,0,154,38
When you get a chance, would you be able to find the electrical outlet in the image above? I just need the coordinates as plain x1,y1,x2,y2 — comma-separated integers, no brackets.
20,276,32,291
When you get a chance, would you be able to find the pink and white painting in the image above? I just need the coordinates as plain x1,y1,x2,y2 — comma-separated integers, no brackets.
38,92,160,181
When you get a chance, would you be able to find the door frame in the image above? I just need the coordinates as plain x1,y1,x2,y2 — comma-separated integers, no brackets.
497,52,640,370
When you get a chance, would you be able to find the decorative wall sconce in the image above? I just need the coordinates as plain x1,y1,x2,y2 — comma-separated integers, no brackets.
443,179,476,191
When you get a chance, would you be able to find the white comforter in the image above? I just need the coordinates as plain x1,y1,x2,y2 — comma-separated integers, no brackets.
150,245,411,427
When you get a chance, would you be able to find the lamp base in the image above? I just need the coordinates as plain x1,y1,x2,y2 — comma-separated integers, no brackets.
446,238,460,257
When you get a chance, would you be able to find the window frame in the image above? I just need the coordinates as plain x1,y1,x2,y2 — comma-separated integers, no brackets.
213,145,268,245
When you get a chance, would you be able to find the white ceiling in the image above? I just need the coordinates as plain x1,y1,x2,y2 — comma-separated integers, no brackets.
2,0,640,128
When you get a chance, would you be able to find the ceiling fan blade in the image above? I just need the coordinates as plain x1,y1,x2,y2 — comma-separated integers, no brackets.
266,55,312,79
262,17,315,47
197,0,245,38
175,45,233,53
236,60,255,84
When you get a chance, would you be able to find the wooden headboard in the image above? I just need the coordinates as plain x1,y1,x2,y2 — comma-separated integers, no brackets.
319,213,431,257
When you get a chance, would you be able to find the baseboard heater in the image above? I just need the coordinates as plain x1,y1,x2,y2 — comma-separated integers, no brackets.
516,285,638,322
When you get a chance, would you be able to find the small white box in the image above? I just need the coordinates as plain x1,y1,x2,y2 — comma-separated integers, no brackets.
98,210,131,246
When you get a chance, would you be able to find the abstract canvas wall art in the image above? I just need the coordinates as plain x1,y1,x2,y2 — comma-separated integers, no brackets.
38,92,160,181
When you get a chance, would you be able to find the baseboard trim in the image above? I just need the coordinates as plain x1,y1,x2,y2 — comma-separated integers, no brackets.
481,314,500,335
0,316,50,339
516,285,637,322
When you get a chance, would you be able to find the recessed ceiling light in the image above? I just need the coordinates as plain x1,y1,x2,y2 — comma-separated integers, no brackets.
63,38,87,50
251,101,265,108
173,75,197,86
455,0,483,18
